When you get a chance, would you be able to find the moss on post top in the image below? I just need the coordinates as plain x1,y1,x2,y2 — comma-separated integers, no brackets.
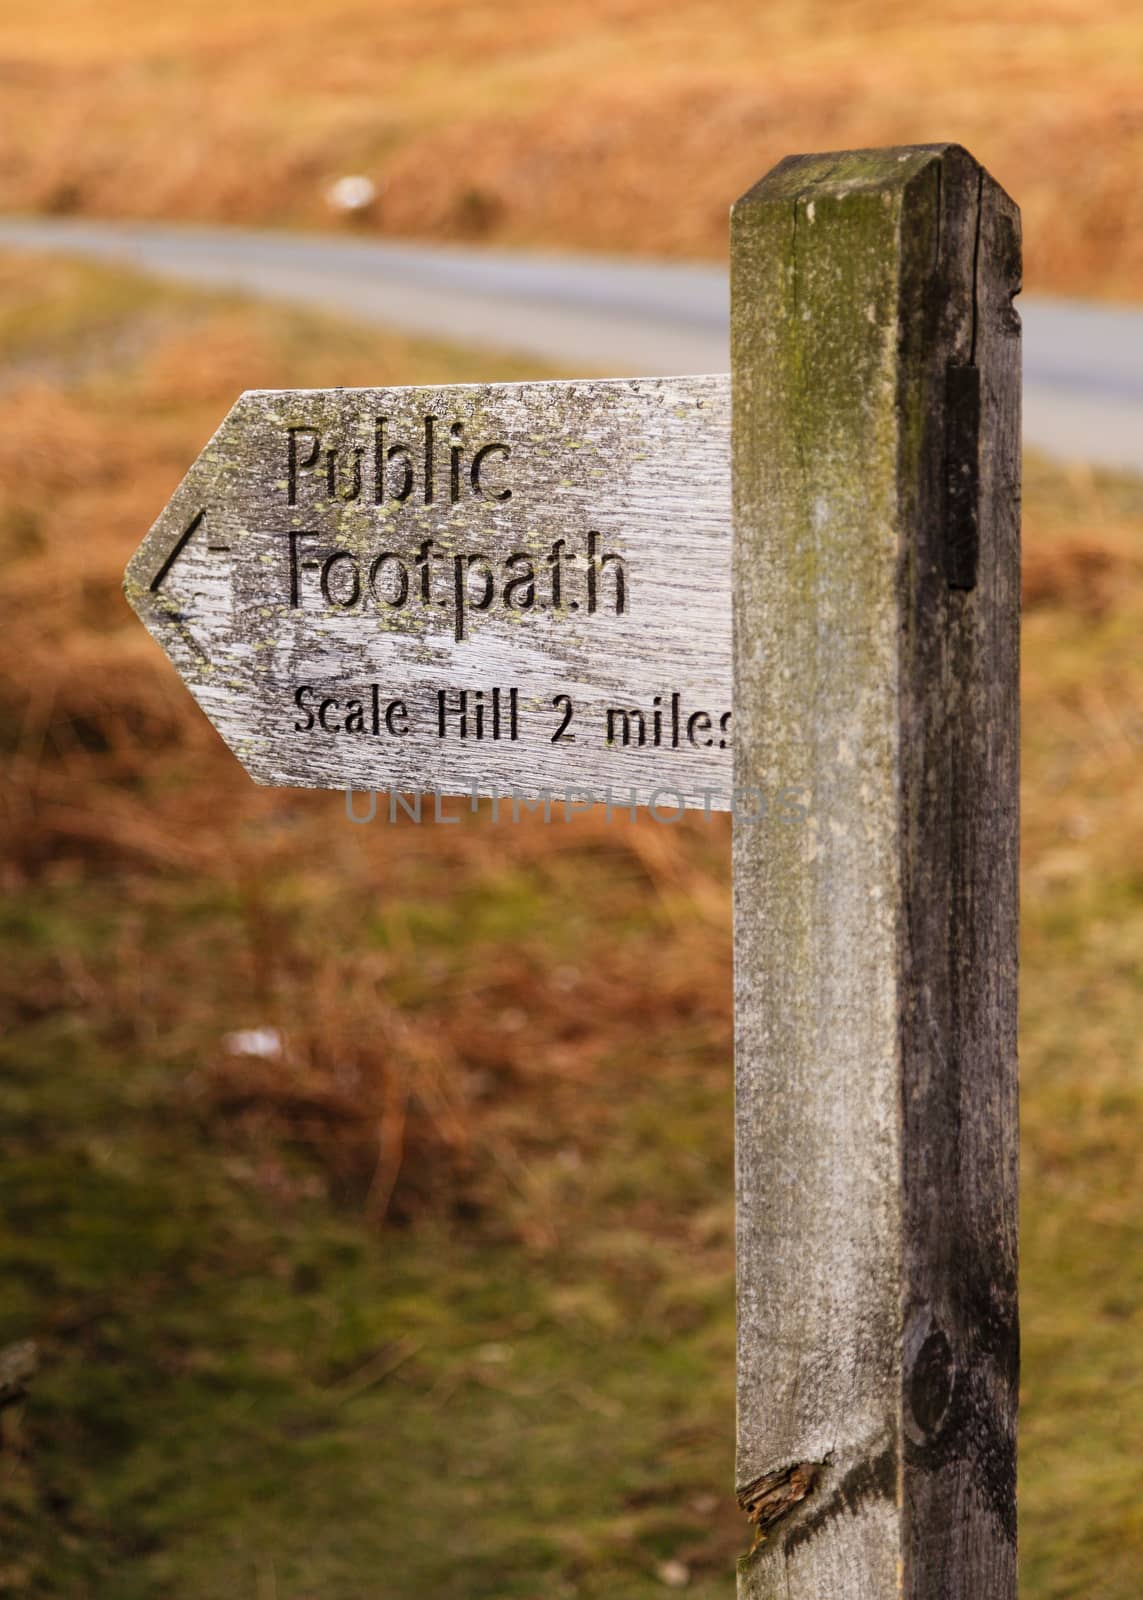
733,142,976,210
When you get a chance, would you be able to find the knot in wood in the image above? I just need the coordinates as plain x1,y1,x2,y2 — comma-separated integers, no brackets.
736,1460,822,1536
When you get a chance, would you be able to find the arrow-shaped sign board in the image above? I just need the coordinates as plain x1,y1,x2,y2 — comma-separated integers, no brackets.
125,376,736,812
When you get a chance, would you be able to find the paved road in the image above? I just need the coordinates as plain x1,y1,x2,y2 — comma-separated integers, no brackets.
2,218,1141,471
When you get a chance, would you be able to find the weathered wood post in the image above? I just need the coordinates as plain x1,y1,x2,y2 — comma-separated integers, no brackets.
731,146,1021,1597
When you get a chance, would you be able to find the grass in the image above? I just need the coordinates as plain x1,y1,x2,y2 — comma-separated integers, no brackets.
2,877,740,1599
0,254,1141,1597
0,1,1142,301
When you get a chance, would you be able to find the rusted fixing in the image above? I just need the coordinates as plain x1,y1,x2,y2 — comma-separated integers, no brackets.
736,1460,822,1540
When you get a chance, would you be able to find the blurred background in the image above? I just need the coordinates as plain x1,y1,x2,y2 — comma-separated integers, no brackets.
0,3,1140,1596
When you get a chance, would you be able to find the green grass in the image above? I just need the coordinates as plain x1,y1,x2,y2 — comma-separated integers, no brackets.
5,806,1138,1598
1019,883,1143,1597
1,868,739,1600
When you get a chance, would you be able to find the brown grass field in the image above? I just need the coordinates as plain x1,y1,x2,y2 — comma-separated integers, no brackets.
1,0,1142,299
1,254,1141,1595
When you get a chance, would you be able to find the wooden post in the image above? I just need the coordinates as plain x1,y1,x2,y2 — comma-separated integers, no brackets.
731,145,1021,1599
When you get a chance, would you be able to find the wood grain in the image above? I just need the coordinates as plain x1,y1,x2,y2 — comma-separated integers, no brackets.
126,376,741,812
731,145,1020,1598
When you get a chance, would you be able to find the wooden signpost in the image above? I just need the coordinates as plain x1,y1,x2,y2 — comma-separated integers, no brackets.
126,144,1021,1598
125,375,734,811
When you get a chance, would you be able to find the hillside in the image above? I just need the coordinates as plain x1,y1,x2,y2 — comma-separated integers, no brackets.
0,0,1141,299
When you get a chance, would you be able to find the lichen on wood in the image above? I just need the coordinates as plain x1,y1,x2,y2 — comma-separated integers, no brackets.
732,144,1021,1600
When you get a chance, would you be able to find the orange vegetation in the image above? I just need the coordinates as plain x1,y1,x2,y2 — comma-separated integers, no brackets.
0,259,738,1238
2,254,1141,1230
0,0,1142,299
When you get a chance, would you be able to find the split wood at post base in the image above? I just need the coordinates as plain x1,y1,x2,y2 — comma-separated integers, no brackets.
731,146,1020,1598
